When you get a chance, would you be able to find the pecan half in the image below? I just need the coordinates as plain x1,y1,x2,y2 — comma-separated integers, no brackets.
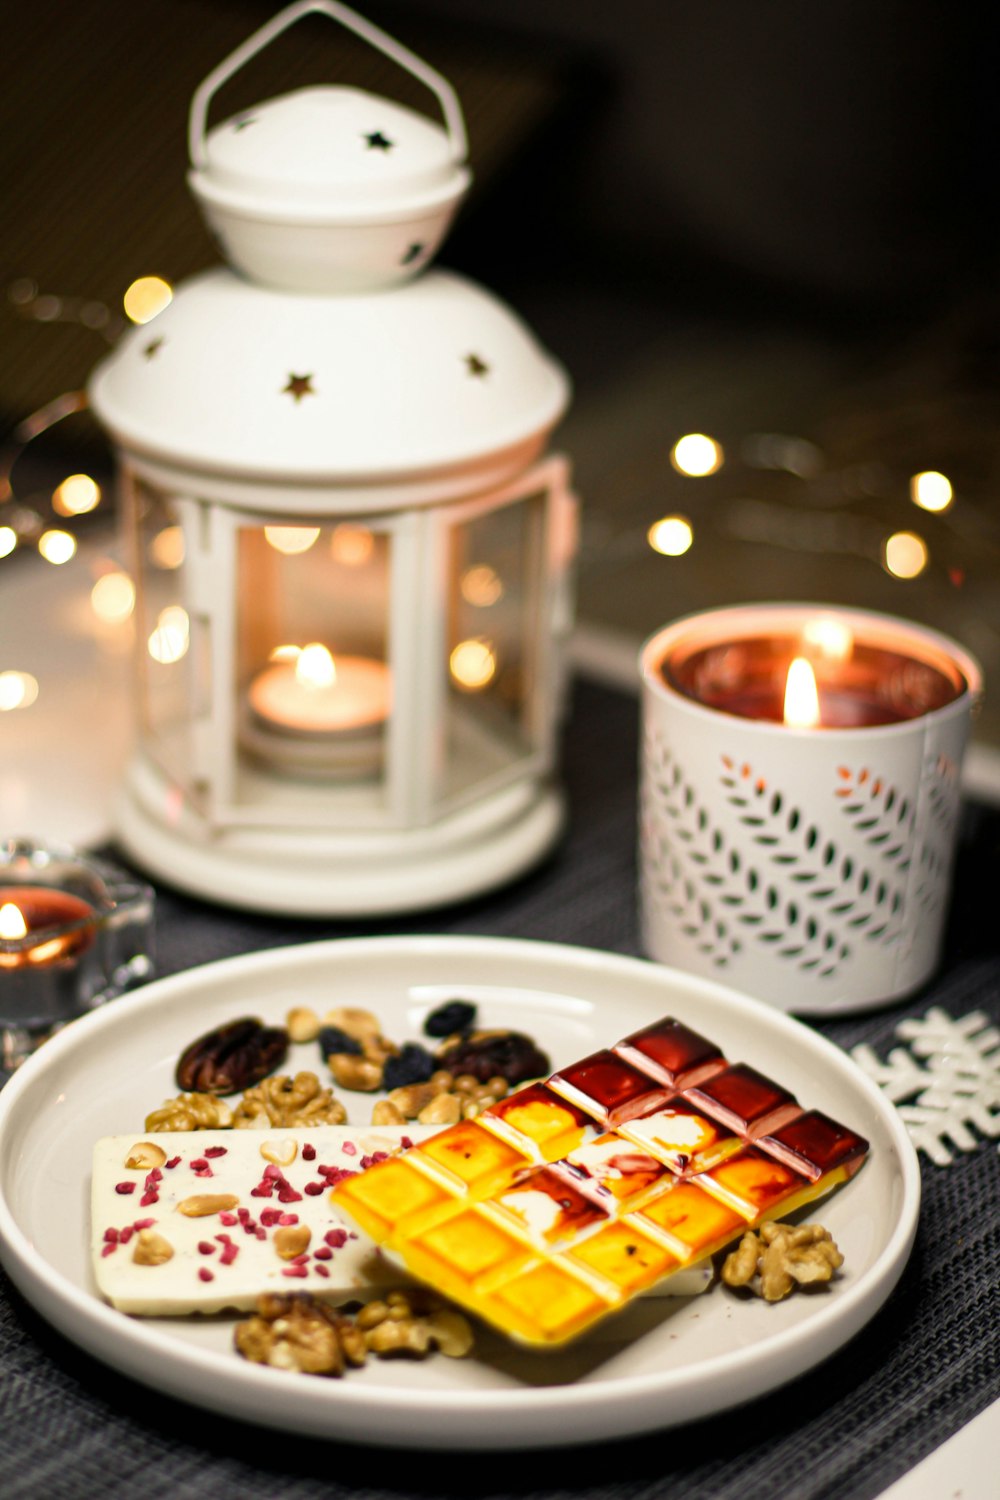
175,1017,289,1095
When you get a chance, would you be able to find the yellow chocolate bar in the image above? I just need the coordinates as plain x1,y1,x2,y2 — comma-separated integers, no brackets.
331,1015,868,1346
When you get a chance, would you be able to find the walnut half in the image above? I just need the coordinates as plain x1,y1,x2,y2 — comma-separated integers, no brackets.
232,1072,347,1129
144,1091,234,1132
234,1292,365,1376
722,1222,844,1302
234,1290,474,1377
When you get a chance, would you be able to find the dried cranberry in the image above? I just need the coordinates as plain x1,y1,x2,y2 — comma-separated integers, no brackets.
423,999,477,1038
382,1042,436,1091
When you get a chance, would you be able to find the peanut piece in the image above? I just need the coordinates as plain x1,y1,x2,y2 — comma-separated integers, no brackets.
177,1193,240,1217
124,1141,168,1170
417,1092,461,1126
363,1318,432,1356
424,1307,474,1358
324,1007,382,1046
386,1081,439,1118
328,1054,383,1092
285,1007,320,1044
371,1099,406,1126
260,1138,298,1167
131,1229,174,1266
274,1225,312,1260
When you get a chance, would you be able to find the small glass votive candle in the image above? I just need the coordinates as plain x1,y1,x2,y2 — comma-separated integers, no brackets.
0,837,155,1067
639,604,982,1014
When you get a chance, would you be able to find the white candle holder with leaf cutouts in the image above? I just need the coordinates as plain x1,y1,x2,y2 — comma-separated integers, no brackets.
640,603,982,1014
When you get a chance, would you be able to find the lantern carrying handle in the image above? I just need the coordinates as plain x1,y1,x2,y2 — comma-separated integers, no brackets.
188,0,468,170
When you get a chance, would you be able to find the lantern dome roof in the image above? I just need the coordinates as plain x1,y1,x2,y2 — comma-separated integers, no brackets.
189,86,471,292
195,85,467,215
88,265,570,504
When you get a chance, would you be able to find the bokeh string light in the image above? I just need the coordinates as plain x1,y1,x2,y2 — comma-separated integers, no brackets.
0,274,179,718
1,273,177,568
2,274,992,730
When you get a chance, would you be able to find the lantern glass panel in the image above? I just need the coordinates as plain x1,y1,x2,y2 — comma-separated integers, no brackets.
235,521,392,794
439,492,542,806
132,477,205,802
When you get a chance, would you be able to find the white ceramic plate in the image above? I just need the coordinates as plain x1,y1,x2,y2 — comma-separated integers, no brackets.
0,935,919,1450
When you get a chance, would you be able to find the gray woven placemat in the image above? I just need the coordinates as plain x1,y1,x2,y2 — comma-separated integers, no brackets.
2,677,997,1500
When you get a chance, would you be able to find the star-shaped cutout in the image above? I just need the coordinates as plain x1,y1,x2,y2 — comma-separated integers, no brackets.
143,337,164,360
464,354,490,378
401,242,425,266
283,373,315,403
364,130,394,151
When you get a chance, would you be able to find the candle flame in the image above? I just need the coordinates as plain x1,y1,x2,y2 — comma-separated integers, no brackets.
0,902,28,940
784,657,820,728
295,642,336,690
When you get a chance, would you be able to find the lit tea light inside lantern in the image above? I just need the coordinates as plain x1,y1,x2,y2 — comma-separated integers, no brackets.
249,643,391,733
241,643,393,779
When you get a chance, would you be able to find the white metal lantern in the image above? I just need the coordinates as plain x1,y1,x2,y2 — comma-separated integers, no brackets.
89,1,576,916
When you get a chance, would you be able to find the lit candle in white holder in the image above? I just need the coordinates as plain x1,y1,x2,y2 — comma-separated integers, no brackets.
242,643,392,777
640,604,982,1014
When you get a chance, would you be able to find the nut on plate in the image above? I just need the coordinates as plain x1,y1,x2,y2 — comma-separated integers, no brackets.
177,1193,240,1218
232,1072,347,1128
259,1137,298,1167
722,1222,844,1302
124,1141,168,1170
235,1292,365,1376
233,1290,474,1376
145,1092,234,1132
175,1017,289,1095
273,1224,312,1260
355,1290,474,1359
131,1229,174,1266
327,1053,384,1093
285,1006,321,1044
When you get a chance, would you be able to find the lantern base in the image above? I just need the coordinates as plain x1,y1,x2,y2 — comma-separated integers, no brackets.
113,757,564,916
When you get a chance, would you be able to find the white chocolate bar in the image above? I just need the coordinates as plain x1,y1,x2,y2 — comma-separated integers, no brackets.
92,1125,712,1316
91,1126,437,1315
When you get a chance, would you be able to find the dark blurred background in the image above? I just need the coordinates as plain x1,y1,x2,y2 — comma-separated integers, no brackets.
3,0,999,754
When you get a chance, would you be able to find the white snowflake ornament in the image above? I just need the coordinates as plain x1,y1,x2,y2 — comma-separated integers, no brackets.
851,1008,1000,1166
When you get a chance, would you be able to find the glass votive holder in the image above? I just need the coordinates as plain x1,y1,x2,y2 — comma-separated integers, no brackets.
0,836,155,1068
